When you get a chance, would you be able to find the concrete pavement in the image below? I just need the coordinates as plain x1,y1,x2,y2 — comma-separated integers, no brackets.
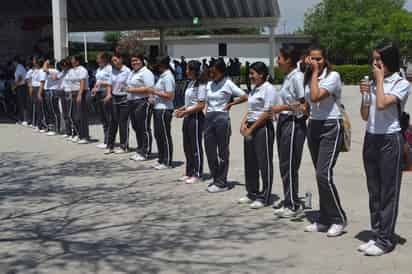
0,86,411,274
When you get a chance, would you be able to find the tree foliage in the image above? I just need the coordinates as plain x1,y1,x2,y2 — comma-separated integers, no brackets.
304,0,412,63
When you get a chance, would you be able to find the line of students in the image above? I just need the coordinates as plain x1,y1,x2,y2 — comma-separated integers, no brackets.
15,42,410,256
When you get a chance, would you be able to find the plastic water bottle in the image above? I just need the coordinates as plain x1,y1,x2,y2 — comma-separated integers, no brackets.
362,76,371,107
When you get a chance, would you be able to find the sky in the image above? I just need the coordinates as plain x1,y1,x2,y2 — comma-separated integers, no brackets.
276,0,412,33
71,0,412,42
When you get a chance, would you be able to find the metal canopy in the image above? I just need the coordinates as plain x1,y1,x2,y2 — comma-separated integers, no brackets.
1,0,280,31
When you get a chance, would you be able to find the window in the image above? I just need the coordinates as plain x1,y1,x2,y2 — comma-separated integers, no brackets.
218,43,227,57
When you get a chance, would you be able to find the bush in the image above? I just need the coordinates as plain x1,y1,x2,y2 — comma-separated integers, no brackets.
241,64,371,86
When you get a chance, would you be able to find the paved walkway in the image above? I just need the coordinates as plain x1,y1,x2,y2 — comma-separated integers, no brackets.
0,86,411,274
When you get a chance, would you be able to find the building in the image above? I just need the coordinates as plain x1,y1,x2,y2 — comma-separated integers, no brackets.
1,0,281,74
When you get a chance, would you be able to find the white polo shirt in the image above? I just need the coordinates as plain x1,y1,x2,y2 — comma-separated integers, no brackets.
25,69,33,83
14,64,27,86
247,81,278,122
367,73,411,134
305,69,343,120
95,64,112,93
279,68,305,116
154,69,175,110
184,81,207,108
31,68,47,88
66,66,89,91
126,66,155,101
45,68,61,90
206,77,246,113
112,65,131,96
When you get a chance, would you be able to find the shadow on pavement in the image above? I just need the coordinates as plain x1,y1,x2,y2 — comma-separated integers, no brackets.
0,152,296,274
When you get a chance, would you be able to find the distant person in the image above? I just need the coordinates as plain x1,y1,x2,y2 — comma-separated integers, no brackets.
13,56,28,125
245,61,251,91
174,60,184,81
359,43,410,256
43,59,62,135
180,56,187,78
205,59,248,191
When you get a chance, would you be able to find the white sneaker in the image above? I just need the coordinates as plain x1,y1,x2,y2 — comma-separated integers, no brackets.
47,131,57,136
207,185,229,193
326,224,346,237
39,129,47,133
238,196,253,204
114,148,127,154
33,127,40,132
185,177,200,184
304,222,329,233
77,139,89,144
62,134,68,138
130,154,145,161
364,244,385,256
71,136,79,143
104,149,114,155
22,121,29,127
178,176,190,182
250,200,265,209
66,136,73,141
275,207,303,218
358,240,376,253
96,143,107,149
154,164,169,170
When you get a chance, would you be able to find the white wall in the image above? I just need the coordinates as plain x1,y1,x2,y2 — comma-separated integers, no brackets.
227,43,270,58
169,44,217,59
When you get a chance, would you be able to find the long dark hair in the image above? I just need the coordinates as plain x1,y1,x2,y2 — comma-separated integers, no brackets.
211,58,227,76
187,60,208,87
304,46,332,86
280,45,301,68
250,62,269,82
155,55,175,75
374,43,400,74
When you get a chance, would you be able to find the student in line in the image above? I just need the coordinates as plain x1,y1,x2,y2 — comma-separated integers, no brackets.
93,52,113,149
43,59,62,136
54,58,71,137
358,44,410,256
13,57,28,126
272,46,307,218
303,46,347,237
61,58,77,140
175,60,207,183
238,62,277,209
67,54,90,144
31,57,47,132
205,59,248,190
25,59,34,127
127,52,155,161
105,52,131,154
150,56,176,170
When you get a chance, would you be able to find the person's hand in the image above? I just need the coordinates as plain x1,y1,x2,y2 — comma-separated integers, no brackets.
373,63,385,82
241,126,253,137
37,94,43,101
240,123,249,136
76,94,82,104
297,103,307,113
224,103,233,111
310,59,320,74
305,56,312,65
360,81,370,95
103,95,112,104
175,110,185,118
91,87,97,96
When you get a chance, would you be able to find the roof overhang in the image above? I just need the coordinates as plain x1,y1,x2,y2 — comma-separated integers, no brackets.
1,0,280,31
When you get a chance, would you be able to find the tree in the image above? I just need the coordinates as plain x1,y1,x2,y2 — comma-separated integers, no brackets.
304,0,412,63
103,32,122,49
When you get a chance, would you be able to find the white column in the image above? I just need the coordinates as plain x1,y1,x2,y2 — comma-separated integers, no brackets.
268,25,275,78
52,0,69,61
159,28,167,56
